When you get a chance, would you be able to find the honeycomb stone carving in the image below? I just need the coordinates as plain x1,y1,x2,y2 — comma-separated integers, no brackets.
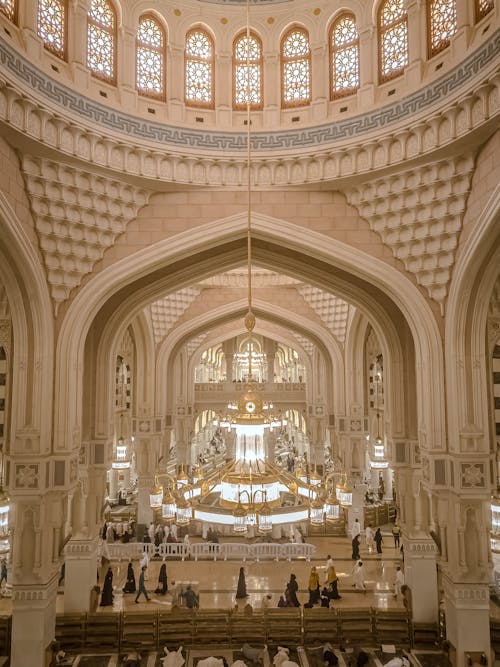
292,332,315,356
298,286,350,344
22,156,150,310
345,155,476,311
186,333,209,357
150,288,201,344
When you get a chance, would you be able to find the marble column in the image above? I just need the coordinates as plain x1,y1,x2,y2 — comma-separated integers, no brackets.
63,538,99,613
403,536,438,622
11,578,58,667
442,576,490,667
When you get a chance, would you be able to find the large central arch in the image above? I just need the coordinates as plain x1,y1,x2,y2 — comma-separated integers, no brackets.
55,213,445,458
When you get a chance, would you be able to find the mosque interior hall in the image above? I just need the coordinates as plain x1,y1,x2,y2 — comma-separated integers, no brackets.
0,0,500,665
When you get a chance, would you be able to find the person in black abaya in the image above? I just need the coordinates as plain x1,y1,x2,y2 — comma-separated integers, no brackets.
122,561,136,594
374,527,383,554
155,562,168,595
351,534,361,560
286,573,300,607
236,566,248,599
100,567,114,606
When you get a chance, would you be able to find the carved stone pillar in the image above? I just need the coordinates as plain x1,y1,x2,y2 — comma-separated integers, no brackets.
357,26,375,109
133,417,162,527
262,52,280,126
63,537,99,613
336,414,369,474
222,339,237,383
11,578,58,667
442,576,490,667
405,0,425,85
69,0,90,88
403,537,439,622
310,42,327,120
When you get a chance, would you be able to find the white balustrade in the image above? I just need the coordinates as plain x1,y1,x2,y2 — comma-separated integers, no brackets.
97,540,316,562
220,543,250,561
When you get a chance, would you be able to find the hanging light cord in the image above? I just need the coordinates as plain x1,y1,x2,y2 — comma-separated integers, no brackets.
245,0,253,382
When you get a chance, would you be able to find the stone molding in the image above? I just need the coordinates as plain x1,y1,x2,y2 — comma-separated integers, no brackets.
345,154,476,310
11,576,58,603
0,33,498,186
21,156,151,310
442,574,490,609
64,537,99,559
406,538,438,558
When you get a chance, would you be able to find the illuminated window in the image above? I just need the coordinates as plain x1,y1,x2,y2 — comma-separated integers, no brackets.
428,0,457,57
281,27,311,108
233,31,263,110
136,14,166,99
88,0,116,83
475,0,494,21
0,0,16,22
37,0,66,59
185,28,214,108
330,13,359,99
378,0,408,83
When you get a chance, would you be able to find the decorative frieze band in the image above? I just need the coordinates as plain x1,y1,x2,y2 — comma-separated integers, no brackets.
0,33,497,187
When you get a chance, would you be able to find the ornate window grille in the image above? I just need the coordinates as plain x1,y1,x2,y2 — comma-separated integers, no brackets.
281,27,311,108
330,13,360,99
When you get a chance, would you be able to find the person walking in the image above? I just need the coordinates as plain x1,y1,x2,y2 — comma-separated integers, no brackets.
308,565,320,605
392,524,401,548
325,564,341,599
351,518,361,540
374,527,383,554
0,558,7,587
393,566,404,597
100,567,114,606
135,565,151,603
286,573,300,607
352,560,366,591
365,524,374,552
122,561,136,593
236,566,248,599
351,534,361,560
182,584,199,609
155,562,168,595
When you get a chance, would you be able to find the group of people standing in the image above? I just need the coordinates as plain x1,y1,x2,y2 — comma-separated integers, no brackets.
100,559,169,606
275,561,342,609
351,519,383,560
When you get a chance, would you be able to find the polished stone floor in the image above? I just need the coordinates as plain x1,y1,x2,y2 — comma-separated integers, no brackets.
92,532,405,613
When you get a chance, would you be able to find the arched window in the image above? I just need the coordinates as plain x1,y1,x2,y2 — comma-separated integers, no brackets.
136,14,166,100
427,0,457,57
0,0,17,22
87,0,116,83
330,13,360,99
185,28,214,108
281,27,311,108
37,0,67,59
233,31,263,110
475,0,494,22
378,0,408,83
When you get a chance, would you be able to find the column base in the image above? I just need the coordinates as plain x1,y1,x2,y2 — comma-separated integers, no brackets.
64,537,99,613
442,573,491,667
404,536,438,623
11,577,58,667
